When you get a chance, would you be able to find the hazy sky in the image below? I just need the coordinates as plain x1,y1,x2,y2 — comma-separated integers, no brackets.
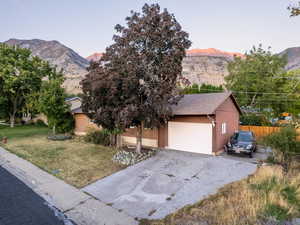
1,0,300,57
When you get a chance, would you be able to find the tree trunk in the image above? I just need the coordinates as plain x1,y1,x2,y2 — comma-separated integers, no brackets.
9,97,19,128
10,115,15,128
136,123,143,154
52,125,56,135
250,94,257,107
110,134,116,147
116,134,122,149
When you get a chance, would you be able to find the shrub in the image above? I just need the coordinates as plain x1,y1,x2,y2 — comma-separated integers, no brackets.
263,126,300,167
240,113,272,126
263,204,290,222
55,112,75,134
182,83,224,94
35,119,47,127
84,129,111,146
281,185,300,207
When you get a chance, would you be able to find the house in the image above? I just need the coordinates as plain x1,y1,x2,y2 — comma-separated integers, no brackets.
31,97,85,127
121,92,241,155
69,98,100,135
72,92,241,155
66,97,82,111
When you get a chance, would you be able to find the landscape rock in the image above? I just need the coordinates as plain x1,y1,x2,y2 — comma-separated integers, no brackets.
112,149,156,166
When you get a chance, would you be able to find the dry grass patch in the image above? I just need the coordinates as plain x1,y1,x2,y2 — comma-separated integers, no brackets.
142,164,300,225
2,134,125,188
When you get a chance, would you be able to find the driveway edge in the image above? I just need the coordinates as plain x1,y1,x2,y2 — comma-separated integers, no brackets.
0,147,138,225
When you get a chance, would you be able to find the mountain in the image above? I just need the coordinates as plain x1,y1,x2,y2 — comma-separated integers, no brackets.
4,38,299,93
182,48,245,86
86,52,103,62
4,39,89,93
278,47,300,71
186,48,244,58
86,48,242,86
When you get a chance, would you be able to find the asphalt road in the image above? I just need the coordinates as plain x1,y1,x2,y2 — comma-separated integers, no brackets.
0,166,70,225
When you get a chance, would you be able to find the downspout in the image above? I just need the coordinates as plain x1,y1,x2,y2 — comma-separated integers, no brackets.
206,114,216,128
207,114,217,155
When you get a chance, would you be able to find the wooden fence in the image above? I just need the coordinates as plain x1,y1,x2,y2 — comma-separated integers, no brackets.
239,125,300,141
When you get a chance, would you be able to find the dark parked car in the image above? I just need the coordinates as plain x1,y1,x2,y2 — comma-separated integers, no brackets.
225,131,257,158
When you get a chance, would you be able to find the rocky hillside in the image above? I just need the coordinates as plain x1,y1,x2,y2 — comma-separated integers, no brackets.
182,49,243,86
4,38,299,93
279,47,300,71
86,48,242,87
86,52,103,62
4,39,89,93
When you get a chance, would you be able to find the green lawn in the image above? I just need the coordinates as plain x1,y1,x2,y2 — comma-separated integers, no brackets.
0,125,125,188
0,124,49,139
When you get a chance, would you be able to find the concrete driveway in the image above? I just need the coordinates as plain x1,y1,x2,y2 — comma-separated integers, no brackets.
83,150,257,220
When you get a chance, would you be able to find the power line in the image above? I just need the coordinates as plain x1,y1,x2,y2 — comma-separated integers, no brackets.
182,88,300,96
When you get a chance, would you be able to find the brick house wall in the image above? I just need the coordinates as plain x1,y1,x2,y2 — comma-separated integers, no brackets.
74,113,100,135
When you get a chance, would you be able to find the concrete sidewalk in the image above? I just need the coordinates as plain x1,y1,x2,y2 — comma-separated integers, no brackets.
0,147,138,225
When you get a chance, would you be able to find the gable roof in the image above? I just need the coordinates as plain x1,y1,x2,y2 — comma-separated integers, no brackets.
171,92,241,115
71,107,83,114
65,97,82,112
65,97,82,102
71,92,242,116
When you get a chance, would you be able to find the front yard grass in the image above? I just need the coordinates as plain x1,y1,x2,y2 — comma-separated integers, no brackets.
0,125,125,188
141,162,300,225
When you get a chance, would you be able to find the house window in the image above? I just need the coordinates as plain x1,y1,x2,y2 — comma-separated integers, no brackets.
221,123,227,134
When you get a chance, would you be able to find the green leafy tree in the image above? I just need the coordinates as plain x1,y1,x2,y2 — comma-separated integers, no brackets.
81,4,191,153
182,83,224,94
0,44,60,127
283,69,300,116
39,77,73,134
226,45,299,116
0,96,9,120
263,126,300,168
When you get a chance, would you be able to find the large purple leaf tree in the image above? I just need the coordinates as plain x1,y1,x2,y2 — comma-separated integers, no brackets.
81,4,191,153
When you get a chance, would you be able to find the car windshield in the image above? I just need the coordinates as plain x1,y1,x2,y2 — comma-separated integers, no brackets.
235,132,253,142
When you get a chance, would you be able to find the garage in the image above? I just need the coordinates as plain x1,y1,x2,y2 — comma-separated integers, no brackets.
168,121,213,154
75,92,242,155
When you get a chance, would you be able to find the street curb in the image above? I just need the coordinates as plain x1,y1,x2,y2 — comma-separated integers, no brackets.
0,147,138,225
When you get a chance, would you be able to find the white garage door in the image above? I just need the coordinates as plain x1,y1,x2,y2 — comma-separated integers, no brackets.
168,122,213,154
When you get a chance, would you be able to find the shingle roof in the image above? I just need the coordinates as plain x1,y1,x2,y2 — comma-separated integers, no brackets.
66,97,82,112
71,107,83,114
71,92,241,115
171,92,240,115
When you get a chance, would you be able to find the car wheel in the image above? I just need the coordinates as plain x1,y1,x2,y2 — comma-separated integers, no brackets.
253,146,257,152
249,151,253,158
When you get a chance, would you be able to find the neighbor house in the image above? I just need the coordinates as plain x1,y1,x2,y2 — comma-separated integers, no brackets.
69,97,100,136
72,92,241,155
66,97,82,112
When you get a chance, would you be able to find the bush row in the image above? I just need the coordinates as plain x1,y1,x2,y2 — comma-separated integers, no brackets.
84,129,111,146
